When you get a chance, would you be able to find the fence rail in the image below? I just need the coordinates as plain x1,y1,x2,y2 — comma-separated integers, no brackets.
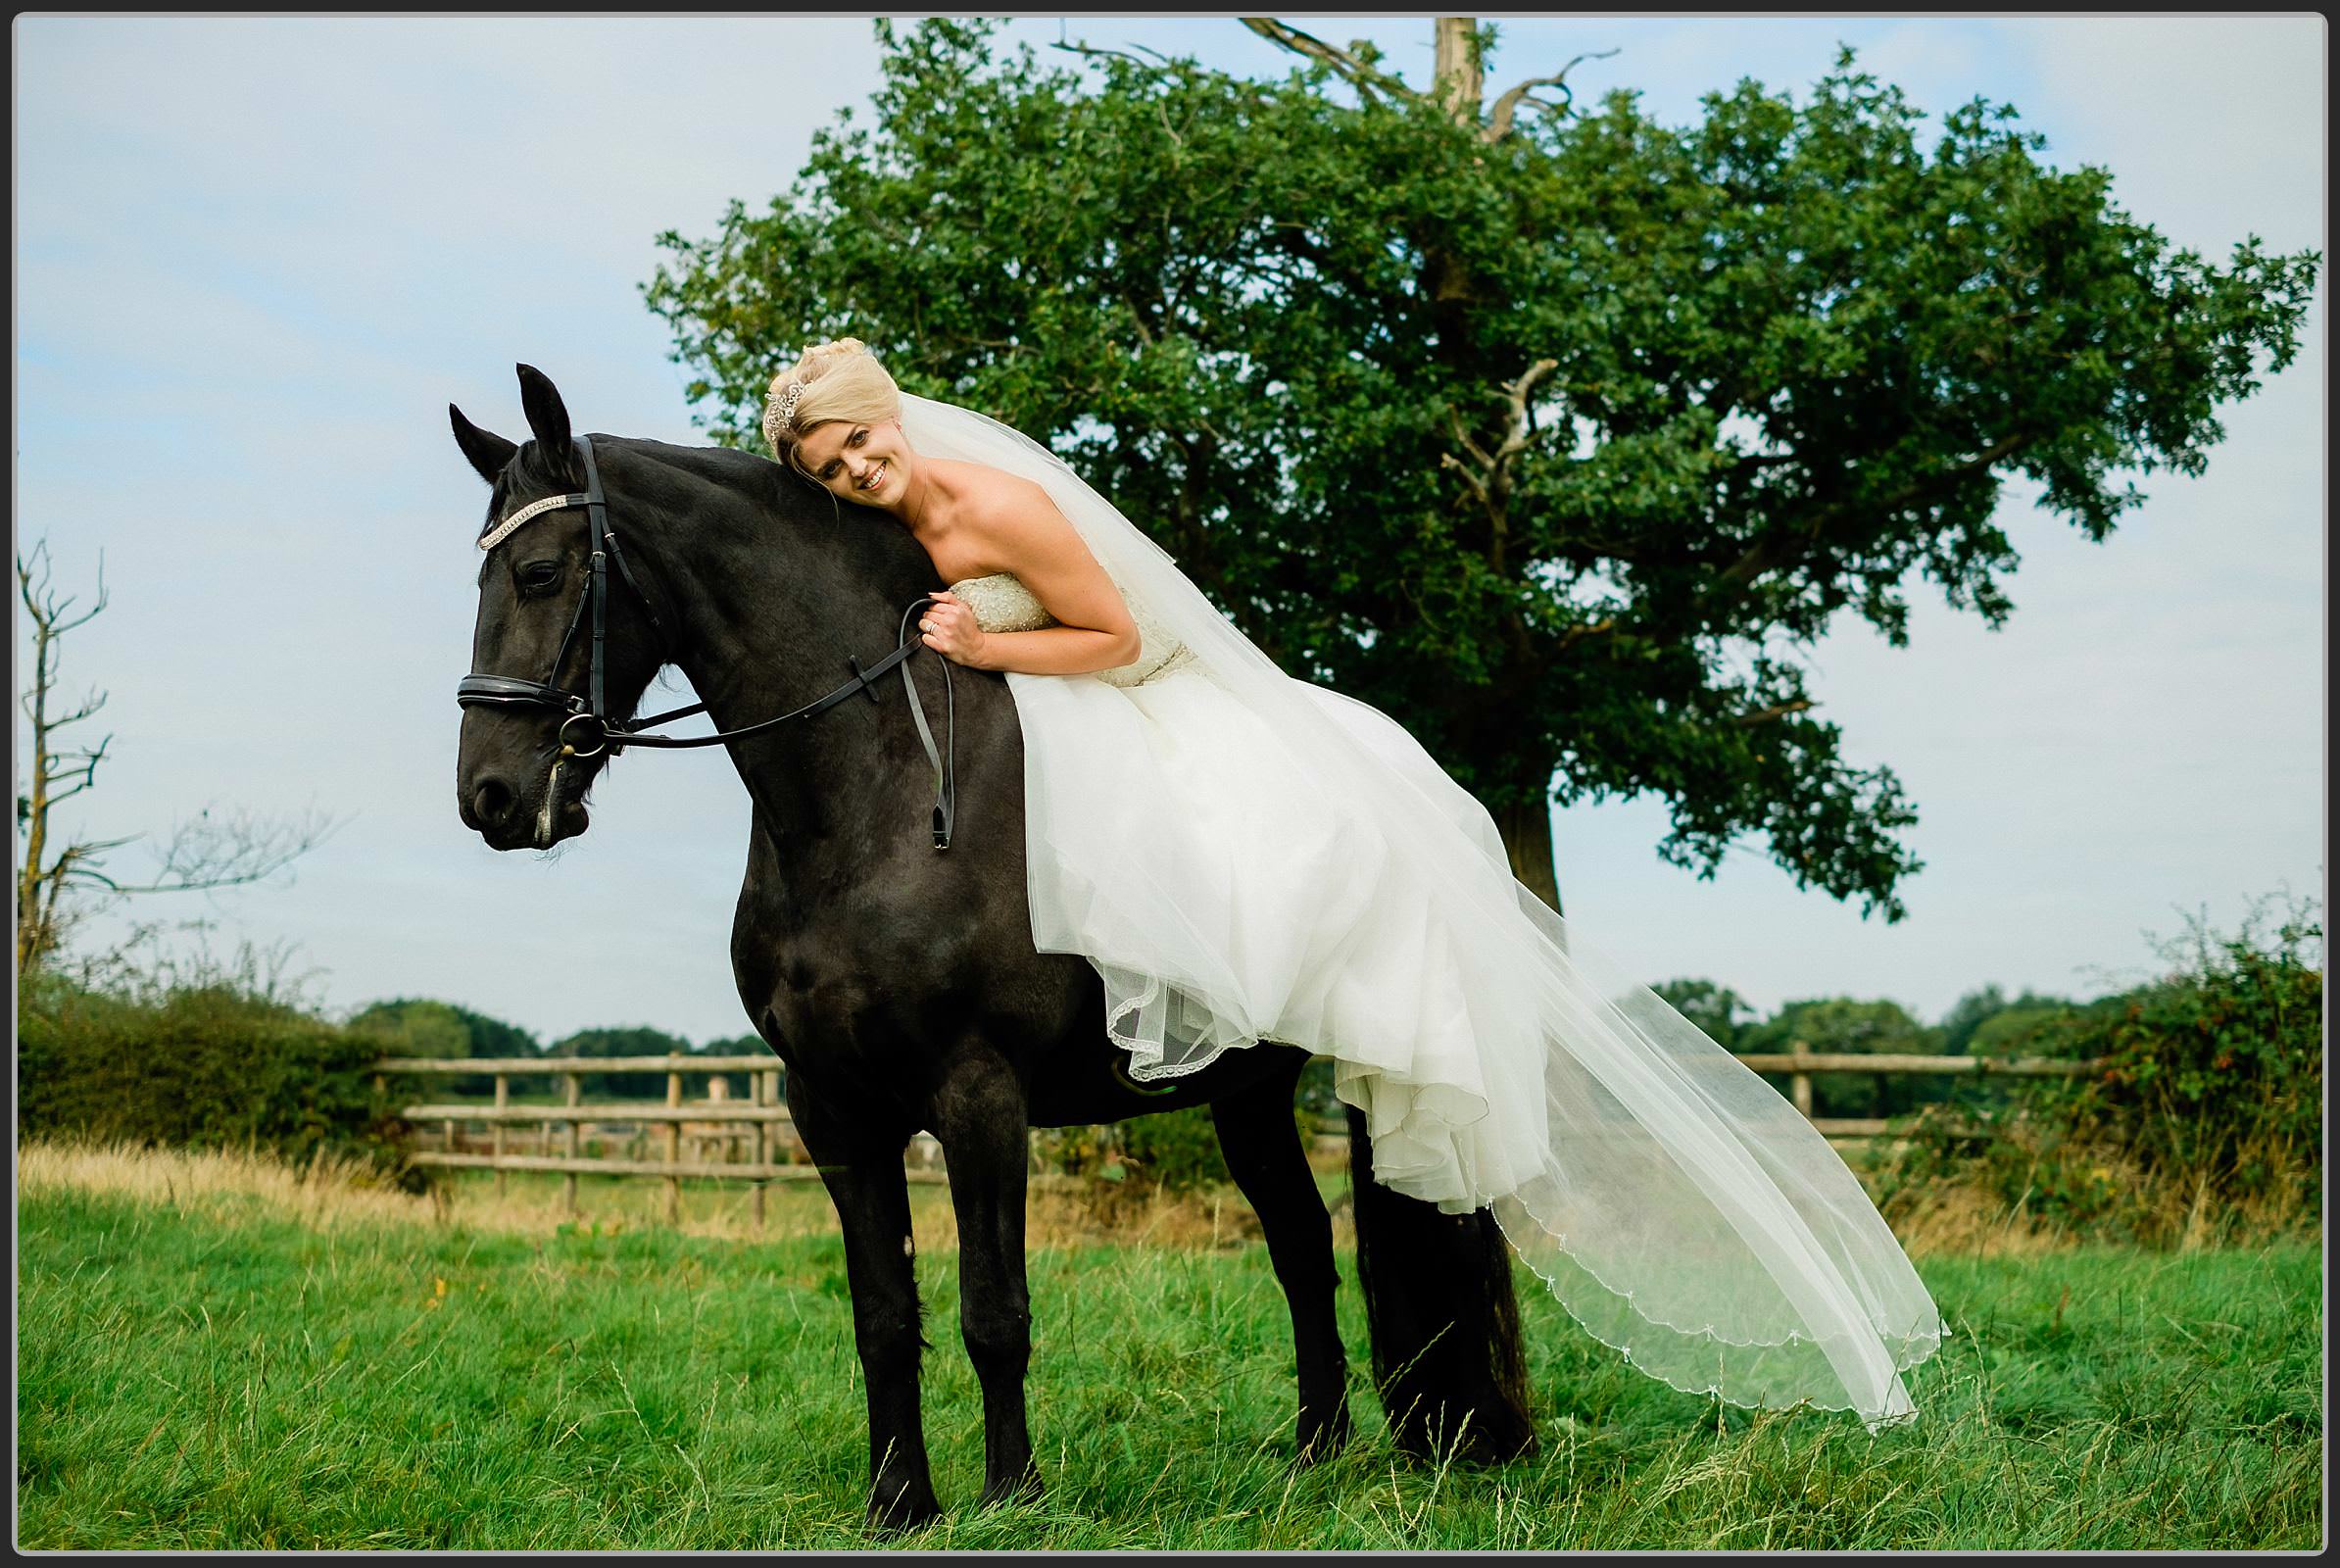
373,1049,2108,1227
371,1054,814,1226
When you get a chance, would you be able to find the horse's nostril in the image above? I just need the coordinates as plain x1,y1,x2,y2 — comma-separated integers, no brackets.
470,778,516,830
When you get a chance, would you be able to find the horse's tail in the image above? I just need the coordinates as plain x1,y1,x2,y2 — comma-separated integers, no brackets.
1345,1103,1538,1462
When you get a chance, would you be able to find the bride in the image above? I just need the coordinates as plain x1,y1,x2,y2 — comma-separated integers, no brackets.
764,337,1946,1431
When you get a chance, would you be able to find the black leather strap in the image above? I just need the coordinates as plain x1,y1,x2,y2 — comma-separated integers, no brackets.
628,696,709,730
610,636,922,745
580,435,611,724
602,524,670,648
456,673,581,710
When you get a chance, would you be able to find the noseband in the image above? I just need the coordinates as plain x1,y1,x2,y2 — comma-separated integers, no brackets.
457,435,956,850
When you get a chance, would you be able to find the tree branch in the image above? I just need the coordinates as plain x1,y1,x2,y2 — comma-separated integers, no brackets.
1441,359,1560,572
1438,450,1492,511
43,692,109,730
41,733,110,789
1731,699,1816,728
1716,431,2029,594
1240,18,1420,107
16,541,110,636
1445,407,1495,472
1052,35,1174,73
98,803,345,895
50,834,144,889
1495,358,1561,461
1484,48,1618,142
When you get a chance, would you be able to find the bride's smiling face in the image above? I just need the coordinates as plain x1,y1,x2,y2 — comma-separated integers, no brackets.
797,417,916,510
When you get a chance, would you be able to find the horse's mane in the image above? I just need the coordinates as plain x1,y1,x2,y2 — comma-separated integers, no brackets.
475,434,931,593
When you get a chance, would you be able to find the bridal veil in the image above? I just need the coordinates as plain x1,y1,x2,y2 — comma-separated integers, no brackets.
897,391,1945,1429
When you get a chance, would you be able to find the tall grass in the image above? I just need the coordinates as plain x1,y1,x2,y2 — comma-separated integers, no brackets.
15,1140,2321,1550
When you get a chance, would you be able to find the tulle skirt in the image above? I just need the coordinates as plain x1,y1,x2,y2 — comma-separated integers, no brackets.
1003,659,1944,1425
1008,658,1548,1200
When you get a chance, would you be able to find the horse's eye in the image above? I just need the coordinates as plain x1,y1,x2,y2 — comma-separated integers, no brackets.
517,561,562,595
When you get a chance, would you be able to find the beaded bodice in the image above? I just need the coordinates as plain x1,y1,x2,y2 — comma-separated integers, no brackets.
948,571,1195,689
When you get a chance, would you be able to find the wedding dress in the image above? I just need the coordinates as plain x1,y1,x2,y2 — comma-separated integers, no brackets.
903,395,1945,1431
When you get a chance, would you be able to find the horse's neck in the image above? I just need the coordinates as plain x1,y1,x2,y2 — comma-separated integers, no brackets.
635,456,943,841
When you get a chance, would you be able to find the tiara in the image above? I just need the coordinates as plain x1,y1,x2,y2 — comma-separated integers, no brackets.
762,376,807,450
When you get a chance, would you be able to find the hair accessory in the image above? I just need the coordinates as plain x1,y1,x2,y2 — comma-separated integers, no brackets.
763,376,808,451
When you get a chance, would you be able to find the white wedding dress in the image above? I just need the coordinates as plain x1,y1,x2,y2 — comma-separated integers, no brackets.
953,568,1546,1185
903,395,1944,1431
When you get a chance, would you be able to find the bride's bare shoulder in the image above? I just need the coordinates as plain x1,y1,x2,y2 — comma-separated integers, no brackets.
931,457,1050,512
932,460,1073,545
912,460,1064,582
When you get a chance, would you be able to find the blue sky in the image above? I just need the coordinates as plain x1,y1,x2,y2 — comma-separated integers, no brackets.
11,13,2325,1047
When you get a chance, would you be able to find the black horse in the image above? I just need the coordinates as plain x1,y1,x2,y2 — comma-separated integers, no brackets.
450,365,1535,1528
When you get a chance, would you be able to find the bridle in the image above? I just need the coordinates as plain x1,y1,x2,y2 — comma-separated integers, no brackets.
457,434,957,849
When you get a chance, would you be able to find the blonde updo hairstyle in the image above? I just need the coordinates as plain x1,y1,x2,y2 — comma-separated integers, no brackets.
763,337,903,480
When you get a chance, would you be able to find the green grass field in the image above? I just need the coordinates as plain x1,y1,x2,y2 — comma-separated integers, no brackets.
15,1148,2324,1550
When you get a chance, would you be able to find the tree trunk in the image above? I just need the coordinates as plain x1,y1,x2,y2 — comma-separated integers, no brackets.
1494,798,1564,916
1434,17,1483,124
17,612,54,972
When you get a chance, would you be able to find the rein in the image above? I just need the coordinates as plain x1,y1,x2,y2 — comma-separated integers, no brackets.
457,435,957,850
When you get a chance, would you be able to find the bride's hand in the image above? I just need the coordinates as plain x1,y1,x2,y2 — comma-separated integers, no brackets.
920,591,988,667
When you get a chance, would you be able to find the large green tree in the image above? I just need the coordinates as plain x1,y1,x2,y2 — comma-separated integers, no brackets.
644,17,2317,917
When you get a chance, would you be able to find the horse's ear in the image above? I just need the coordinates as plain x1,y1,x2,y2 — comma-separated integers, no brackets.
449,404,518,485
515,364,573,463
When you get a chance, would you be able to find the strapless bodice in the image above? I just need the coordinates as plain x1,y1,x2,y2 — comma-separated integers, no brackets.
949,571,1196,688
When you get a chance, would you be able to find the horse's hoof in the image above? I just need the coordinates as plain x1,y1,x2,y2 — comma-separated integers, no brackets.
1457,1408,1538,1465
1392,1406,1538,1468
866,1486,944,1534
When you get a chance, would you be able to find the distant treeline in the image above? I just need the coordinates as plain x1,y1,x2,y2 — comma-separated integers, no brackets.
349,981,2075,1116
345,999,772,1101
350,971,2144,1122
1650,979,2093,1119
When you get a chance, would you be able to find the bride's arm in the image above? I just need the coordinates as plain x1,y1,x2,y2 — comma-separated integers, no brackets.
927,476,1143,676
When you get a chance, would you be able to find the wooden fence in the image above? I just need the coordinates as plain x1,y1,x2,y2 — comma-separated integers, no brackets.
374,1048,2106,1227
1732,1049,2107,1137
370,1054,933,1229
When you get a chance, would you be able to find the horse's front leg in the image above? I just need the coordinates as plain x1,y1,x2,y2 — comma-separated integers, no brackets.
931,1048,1043,1506
787,1073,942,1531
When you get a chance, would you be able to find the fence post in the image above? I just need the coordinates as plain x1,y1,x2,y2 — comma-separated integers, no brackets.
563,1071,581,1219
666,1065,683,1226
1789,1040,1814,1121
752,1070,769,1233
493,1073,510,1199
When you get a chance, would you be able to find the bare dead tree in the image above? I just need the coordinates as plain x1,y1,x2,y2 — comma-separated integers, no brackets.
15,538,341,974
